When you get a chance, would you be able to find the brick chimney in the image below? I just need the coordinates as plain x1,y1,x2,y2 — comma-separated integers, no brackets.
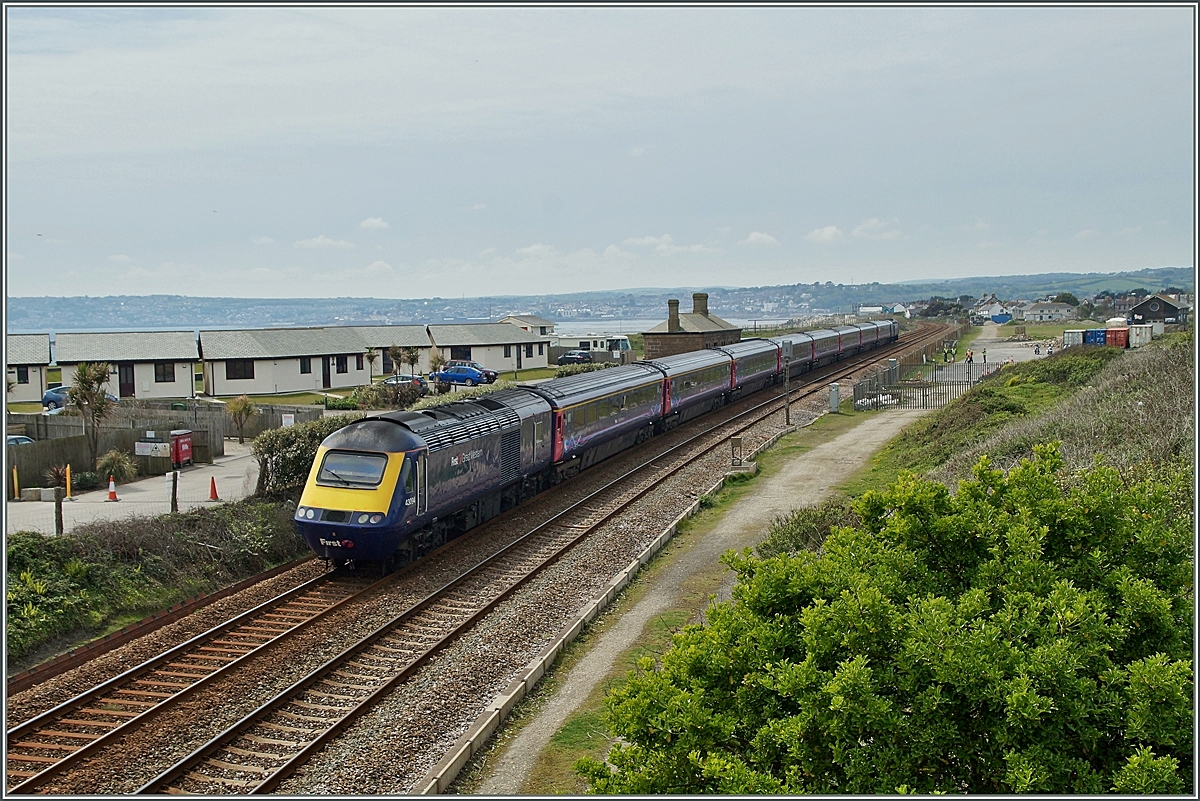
693,292,709,317
668,299,681,333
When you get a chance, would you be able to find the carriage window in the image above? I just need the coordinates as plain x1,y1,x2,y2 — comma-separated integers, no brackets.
317,451,387,487
403,458,416,497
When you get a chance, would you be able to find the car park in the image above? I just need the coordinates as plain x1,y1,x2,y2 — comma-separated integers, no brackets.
6,435,35,446
383,373,430,395
557,349,594,365
446,360,498,383
429,365,487,386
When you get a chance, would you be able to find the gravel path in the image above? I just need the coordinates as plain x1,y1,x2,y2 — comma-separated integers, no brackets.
472,407,933,795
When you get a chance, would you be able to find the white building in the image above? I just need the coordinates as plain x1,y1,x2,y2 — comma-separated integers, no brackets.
54,331,200,400
427,324,550,372
346,326,434,376
498,315,557,336
5,334,52,404
1024,302,1077,322
199,327,370,396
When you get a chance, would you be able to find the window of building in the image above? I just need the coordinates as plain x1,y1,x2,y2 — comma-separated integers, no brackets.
300,357,311,374
525,344,533,358
450,346,472,361
16,366,29,384
356,354,364,371
226,360,254,380
503,345,512,358
336,355,348,374
382,351,393,374
538,343,544,355
154,362,176,383
539,326,548,335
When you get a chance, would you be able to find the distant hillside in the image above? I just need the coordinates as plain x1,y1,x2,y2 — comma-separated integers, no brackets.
5,266,1191,333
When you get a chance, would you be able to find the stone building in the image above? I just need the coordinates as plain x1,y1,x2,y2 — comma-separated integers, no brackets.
641,293,742,359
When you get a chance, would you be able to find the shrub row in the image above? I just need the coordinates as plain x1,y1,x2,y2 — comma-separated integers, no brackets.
251,413,362,496
6,500,306,665
555,362,618,378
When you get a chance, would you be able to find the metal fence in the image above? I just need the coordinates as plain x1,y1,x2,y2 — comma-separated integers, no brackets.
853,356,1001,410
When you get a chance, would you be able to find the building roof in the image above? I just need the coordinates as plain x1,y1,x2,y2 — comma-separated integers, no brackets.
499,315,557,329
6,334,51,366
1131,294,1184,311
55,331,199,364
199,327,368,360
346,325,431,349
643,312,740,335
1027,302,1075,312
428,324,548,347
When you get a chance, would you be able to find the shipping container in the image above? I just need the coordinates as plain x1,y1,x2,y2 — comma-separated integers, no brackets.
1129,324,1154,348
1105,327,1129,349
1084,329,1108,346
1062,330,1085,348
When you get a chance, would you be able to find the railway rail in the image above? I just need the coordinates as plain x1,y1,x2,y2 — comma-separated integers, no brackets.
136,322,950,794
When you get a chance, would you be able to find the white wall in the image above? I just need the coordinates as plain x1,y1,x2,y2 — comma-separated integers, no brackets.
6,365,46,403
205,355,371,396
131,362,196,399
379,347,432,375
432,343,549,374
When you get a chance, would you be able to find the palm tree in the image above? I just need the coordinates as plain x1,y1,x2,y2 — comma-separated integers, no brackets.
67,362,114,471
365,348,378,383
404,346,421,377
388,344,404,377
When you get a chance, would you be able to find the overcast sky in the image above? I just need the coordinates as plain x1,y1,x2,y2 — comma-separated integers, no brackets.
4,6,1195,299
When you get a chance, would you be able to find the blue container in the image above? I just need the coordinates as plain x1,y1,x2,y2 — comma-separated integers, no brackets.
991,314,1012,324
1084,329,1107,345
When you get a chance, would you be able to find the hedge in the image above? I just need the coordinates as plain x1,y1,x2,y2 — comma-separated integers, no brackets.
252,413,363,496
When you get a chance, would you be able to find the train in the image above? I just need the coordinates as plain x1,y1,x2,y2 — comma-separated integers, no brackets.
295,320,899,569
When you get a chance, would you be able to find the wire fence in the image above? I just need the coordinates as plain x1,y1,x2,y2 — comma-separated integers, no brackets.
853,356,1002,410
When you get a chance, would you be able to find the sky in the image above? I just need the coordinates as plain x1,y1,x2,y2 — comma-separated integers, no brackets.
4,6,1195,299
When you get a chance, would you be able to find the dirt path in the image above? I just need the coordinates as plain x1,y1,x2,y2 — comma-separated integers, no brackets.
474,408,931,794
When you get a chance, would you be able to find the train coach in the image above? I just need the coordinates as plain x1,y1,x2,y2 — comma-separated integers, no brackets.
296,320,900,569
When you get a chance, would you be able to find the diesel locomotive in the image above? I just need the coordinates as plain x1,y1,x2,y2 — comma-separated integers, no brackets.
295,320,898,568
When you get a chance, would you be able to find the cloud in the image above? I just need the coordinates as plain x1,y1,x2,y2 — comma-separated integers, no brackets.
359,217,390,229
107,254,132,263
851,218,903,240
1074,229,1098,239
805,225,844,243
629,146,648,157
471,204,486,210
478,247,496,256
516,243,558,257
251,236,274,245
1117,226,1142,235
624,234,673,246
739,231,779,246
295,235,355,248
8,251,24,260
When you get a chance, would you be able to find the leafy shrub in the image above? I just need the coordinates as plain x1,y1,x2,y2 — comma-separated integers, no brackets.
72,471,101,492
347,382,422,410
252,413,362,496
96,448,138,484
409,380,517,410
44,464,68,488
6,499,306,664
756,497,860,558
324,395,360,411
555,362,618,378
581,448,1194,794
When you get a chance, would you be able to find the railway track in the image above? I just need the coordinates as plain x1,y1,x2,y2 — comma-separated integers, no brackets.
135,322,951,794
7,323,949,795
5,572,385,793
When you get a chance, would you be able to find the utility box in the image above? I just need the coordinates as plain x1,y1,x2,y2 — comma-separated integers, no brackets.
829,383,840,413
170,430,194,469
135,432,173,476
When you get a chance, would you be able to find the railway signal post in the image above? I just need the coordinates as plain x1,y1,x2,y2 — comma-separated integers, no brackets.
782,340,792,425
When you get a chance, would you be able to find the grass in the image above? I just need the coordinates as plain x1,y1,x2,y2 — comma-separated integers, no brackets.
7,402,44,413
214,390,350,405
451,401,883,795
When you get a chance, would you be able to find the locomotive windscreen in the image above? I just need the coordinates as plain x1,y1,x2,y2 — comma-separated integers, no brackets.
317,451,387,487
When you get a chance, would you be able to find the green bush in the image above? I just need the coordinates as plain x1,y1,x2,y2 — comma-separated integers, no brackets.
409,380,517,410
347,382,422,410
756,497,860,558
6,500,306,664
71,471,101,492
96,448,138,484
580,448,1194,794
555,362,618,378
323,395,360,411
251,413,363,496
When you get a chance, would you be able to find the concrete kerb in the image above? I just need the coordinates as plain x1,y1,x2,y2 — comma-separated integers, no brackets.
415,419,808,794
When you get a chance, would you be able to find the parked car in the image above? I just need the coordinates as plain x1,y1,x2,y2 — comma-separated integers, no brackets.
41,385,118,410
429,365,487,386
445,360,498,383
6,435,34,446
383,373,430,395
557,349,594,365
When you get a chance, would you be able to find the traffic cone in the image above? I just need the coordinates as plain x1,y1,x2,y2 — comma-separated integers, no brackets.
106,475,119,502
209,477,220,501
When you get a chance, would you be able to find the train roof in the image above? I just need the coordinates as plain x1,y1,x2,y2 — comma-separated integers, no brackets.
710,338,779,359
640,348,731,376
525,363,663,407
374,398,522,452
321,416,427,453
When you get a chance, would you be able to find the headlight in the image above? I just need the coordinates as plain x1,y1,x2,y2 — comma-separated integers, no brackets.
370,514,383,524
305,508,315,519
357,513,370,524
296,507,306,517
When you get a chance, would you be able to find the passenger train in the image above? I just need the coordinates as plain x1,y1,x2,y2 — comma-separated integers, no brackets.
296,320,899,568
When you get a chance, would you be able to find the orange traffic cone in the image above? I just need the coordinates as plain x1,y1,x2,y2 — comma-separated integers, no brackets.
209,476,220,501
106,475,120,502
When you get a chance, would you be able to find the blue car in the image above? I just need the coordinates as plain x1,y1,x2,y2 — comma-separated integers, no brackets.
41,385,118,410
429,365,486,386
